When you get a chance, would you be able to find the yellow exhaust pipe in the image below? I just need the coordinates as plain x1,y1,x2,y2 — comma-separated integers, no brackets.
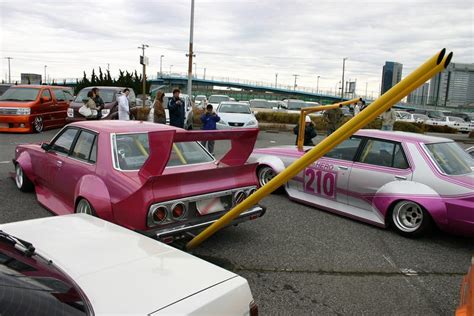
186,49,449,250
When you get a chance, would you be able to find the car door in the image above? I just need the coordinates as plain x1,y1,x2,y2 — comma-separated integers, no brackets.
293,136,363,207
50,89,69,127
36,88,54,128
347,138,413,212
52,129,98,209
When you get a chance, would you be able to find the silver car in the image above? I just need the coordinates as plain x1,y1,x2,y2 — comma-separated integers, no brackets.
249,130,474,237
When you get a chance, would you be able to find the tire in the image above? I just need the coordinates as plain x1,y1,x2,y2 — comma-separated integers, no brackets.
257,165,276,187
75,198,96,216
14,164,34,192
390,200,432,237
33,116,44,133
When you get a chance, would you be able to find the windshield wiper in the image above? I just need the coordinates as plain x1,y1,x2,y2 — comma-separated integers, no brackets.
0,230,36,256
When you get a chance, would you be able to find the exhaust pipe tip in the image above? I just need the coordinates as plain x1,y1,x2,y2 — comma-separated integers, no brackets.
444,52,453,68
437,48,446,65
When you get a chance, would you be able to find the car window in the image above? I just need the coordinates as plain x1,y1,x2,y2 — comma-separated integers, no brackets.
52,89,66,101
89,137,97,163
324,137,362,161
425,142,473,175
50,128,79,154
218,103,251,114
41,89,51,101
0,87,40,101
113,133,214,170
71,131,96,162
358,139,409,169
74,89,116,103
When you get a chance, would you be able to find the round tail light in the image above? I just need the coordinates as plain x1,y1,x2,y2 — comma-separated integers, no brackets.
171,202,187,220
233,191,246,206
153,206,168,223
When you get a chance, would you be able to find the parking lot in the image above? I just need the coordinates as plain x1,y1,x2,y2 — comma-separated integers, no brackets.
0,128,473,315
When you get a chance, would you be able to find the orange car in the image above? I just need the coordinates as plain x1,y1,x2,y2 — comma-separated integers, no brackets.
457,256,474,316
0,85,73,133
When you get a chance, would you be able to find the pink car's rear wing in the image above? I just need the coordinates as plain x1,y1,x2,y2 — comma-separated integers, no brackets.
138,128,259,179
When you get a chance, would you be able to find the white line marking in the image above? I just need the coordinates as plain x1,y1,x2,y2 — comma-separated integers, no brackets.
0,161,11,164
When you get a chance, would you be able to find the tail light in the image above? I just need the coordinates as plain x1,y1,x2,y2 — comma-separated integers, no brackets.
233,190,246,206
250,301,258,316
152,205,168,223
171,202,187,220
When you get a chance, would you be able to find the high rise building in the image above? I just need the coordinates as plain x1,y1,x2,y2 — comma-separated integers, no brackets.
407,82,429,105
428,62,474,107
381,61,403,95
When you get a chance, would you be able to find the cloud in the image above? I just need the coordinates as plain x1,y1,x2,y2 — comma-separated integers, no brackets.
1,0,472,96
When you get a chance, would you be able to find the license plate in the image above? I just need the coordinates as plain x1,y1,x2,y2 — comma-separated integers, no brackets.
0,123,8,128
196,197,225,215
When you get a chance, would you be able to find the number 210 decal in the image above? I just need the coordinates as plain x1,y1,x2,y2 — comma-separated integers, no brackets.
304,168,337,199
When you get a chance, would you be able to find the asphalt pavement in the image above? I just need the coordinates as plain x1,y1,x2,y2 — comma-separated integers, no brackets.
0,127,473,315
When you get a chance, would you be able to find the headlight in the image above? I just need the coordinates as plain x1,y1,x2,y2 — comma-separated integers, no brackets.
16,108,30,115
218,120,227,125
101,109,110,117
246,120,257,126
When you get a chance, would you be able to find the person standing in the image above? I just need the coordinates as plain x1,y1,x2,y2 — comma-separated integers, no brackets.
91,87,104,119
354,102,361,116
324,107,344,135
153,91,166,124
200,104,220,154
381,108,397,131
118,88,130,121
293,115,317,146
168,88,185,128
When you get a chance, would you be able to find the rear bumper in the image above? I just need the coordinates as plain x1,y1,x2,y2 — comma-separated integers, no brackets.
144,205,265,242
0,115,32,132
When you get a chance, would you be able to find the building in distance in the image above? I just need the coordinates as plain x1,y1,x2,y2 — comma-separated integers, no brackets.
381,61,403,95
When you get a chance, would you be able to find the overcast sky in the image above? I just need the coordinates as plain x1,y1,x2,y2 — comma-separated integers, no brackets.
1,0,473,97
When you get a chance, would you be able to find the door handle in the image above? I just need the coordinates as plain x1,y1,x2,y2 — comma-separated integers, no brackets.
395,175,407,180
338,166,349,170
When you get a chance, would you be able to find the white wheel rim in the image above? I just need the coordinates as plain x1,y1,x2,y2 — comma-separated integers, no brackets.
34,117,43,132
259,167,275,187
393,201,423,232
15,165,23,189
76,199,92,215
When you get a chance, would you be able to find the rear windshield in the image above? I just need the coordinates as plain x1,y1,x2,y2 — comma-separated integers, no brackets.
424,142,473,175
74,88,116,103
0,88,40,101
249,100,271,108
208,95,230,104
218,103,251,114
286,100,307,110
112,133,214,170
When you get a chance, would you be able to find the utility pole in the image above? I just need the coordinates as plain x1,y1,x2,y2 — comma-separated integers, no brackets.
160,55,164,77
193,63,197,78
186,0,195,98
138,43,149,106
316,75,320,94
365,81,368,99
341,57,348,100
44,65,47,84
203,67,206,80
275,73,278,87
293,74,299,91
4,57,12,83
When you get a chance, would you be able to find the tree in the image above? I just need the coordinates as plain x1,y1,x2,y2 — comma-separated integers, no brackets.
99,67,104,82
91,69,97,84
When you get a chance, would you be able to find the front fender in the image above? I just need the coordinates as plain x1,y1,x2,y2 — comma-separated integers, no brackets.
251,154,286,173
15,151,35,182
75,175,114,222
373,180,448,227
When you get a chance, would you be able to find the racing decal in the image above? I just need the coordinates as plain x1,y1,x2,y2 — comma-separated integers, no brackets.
304,167,337,199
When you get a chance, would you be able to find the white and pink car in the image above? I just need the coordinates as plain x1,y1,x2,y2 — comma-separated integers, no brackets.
249,130,474,237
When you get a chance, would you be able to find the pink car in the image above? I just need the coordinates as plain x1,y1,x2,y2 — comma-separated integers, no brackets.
13,121,265,243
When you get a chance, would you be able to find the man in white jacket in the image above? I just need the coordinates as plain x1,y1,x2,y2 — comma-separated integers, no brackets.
381,108,397,131
118,89,130,120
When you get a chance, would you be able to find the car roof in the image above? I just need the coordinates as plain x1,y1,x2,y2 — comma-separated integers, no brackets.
355,129,453,144
164,92,189,97
69,120,182,134
79,86,130,91
10,85,65,89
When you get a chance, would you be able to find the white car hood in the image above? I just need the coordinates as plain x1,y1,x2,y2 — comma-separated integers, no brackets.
218,112,255,123
0,214,236,315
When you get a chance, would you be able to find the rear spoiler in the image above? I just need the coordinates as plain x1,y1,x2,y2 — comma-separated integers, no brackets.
138,128,259,179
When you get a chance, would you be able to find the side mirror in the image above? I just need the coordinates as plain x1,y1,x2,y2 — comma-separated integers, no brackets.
41,143,51,151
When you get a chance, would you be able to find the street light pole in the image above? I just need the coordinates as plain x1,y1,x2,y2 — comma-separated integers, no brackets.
341,57,348,100
317,75,320,94
275,73,278,87
193,63,197,78
293,74,299,91
187,0,195,98
4,57,12,83
160,55,164,77
203,67,206,80
138,44,149,106
44,65,47,84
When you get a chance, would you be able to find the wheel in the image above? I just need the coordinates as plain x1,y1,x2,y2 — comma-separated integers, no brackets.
257,165,276,187
75,198,96,216
33,116,43,133
15,164,34,192
390,200,432,237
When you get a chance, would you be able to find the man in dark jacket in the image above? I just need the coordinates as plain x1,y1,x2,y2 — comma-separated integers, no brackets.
91,87,104,119
200,104,220,154
168,88,185,128
294,115,317,146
